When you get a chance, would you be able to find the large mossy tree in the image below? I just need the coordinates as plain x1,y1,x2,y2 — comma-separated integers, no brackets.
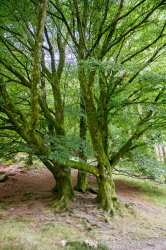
0,0,166,214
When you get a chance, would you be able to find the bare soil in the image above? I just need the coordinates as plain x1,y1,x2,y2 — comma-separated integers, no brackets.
0,164,166,250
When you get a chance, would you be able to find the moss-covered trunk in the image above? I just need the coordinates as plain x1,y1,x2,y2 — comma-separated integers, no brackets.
31,0,49,131
77,55,119,214
98,73,109,157
26,153,33,166
97,161,119,214
54,169,74,201
75,171,88,192
38,158,74,211
75,93,88,192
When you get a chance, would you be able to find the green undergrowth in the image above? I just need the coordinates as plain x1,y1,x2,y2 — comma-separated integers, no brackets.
64,241,110,250
113,174,166,207
0,202,6,218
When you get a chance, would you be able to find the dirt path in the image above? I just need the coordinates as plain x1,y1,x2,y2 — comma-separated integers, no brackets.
0,164,166,250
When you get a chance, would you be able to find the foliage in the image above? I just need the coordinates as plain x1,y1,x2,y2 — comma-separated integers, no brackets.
118,146,166,182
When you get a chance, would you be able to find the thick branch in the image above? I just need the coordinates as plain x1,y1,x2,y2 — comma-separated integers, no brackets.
31,0,48,131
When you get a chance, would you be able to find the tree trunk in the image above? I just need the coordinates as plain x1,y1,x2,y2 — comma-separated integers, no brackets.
55,174,74,200
77,54,120,214
40,157,74,209
75,93,88,192
95,155,120,215
99,115,109,157
53,168,74,209
75,171,88,192
97,169,119,215
27,153,33,166
98,73,109,156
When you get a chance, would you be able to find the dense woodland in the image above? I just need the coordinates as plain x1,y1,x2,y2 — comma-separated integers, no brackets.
0,0,166,214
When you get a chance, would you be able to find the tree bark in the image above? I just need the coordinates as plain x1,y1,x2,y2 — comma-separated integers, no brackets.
98,73,109,156
75,171,88,193
54,169,74,201
97,161,119,214
27,154,33,166
77,58,119,214
31,0,49,131
75,93,88,192
42,158,74,208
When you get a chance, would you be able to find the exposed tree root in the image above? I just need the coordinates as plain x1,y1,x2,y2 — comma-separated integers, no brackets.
96,195,123,216
74,185,98,194
51,196,73,212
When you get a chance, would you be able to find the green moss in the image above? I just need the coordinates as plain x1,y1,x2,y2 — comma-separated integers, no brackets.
75,171,88,192
0,202,6,209
21,192,33,202
64,241,110,250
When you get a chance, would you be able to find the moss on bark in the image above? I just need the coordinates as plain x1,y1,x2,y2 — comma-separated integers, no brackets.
97,172,120,215
75,171,88,192
52,169,75,210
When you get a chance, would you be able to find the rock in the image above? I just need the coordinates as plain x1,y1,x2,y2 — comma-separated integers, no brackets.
84,239,98,249
60,240,68,247
0,174,8,182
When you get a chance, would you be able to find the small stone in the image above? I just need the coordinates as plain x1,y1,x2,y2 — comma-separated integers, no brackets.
84,239,98,249
60,240,68,247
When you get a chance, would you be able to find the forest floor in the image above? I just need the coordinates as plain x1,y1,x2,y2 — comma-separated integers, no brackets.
0,163,166,250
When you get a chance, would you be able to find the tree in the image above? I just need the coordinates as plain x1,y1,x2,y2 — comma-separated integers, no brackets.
0,0,166,214
51,0,166,212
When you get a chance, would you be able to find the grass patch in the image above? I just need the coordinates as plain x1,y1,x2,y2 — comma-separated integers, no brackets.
0,202,6,209
113,175,166,206
131,181,166,206
21,192,33,202
0,202,6,218
0,217,85,250
0,210,6,218
64,241,110,250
